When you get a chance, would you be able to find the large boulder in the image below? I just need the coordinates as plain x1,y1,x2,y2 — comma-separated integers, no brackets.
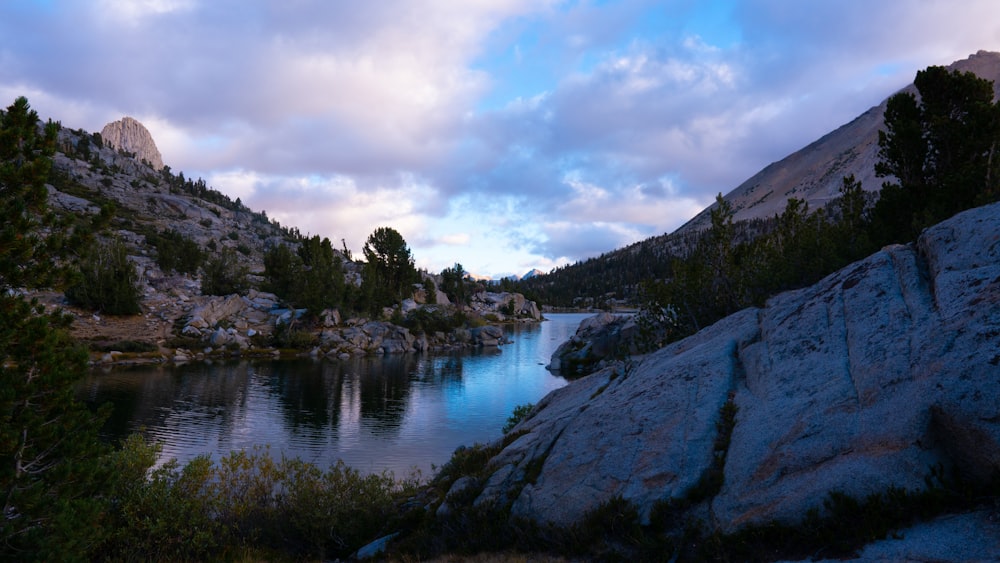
481,308,759,526
467,291,541,320
181,292,281,346
471,202,1000,533
547,312,637,374
187,294,249,328
471,325,505,347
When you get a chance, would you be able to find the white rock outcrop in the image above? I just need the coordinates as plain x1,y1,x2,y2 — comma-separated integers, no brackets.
474,201,1000,533
101,116,165,170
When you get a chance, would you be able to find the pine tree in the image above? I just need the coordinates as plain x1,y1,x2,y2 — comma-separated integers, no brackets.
296,235,345,316
874,66,1000,242
360,227,418,311
0,97,115,559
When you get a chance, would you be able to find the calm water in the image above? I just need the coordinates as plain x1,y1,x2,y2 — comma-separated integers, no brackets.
78,313,590,476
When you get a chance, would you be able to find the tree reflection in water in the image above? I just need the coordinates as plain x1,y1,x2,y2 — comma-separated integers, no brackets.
78,314,586,474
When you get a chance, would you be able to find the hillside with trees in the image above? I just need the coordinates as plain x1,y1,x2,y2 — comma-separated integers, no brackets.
0,101,544,363
512,51,1000,312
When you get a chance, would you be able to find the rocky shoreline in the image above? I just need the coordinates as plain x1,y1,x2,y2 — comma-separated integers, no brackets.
423,200,1000,559
58,286,541,367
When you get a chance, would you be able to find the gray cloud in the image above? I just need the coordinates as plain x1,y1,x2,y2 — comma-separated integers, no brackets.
1,0,998,276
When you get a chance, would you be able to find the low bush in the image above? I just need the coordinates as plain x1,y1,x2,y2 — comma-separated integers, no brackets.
502,403,535,434
104,443,422,561
402,307,468,335
201,247,249,296
65,238,142,315
148,228,204,274
88,339,158,353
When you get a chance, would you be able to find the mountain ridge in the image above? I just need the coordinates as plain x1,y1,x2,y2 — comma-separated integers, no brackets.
514,50,1000,308
675,49,1000,235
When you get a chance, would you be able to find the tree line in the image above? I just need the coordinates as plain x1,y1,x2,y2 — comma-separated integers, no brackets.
513,64,1000,322
636,64,1000,349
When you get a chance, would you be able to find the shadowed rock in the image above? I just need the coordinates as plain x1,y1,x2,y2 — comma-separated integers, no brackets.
474,201,1000,533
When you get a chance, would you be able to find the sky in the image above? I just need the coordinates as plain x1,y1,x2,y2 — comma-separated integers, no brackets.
2,1,999,279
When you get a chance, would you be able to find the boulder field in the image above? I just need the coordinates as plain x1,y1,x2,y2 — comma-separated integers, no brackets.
473,202,1000,541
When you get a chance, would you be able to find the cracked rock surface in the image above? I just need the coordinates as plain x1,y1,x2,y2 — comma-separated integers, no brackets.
475,202,1000,533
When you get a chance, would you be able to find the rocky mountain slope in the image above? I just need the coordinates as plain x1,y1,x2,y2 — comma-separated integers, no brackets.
457,200,1000,554
40,121,539,360
676,50,1000,234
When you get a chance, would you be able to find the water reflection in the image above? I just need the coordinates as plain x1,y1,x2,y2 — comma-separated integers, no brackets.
79,313,591,475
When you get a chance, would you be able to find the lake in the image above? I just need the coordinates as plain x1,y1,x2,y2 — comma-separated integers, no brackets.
78,313,591,477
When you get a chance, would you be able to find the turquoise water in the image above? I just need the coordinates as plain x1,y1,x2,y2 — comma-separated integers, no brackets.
78,313,590,476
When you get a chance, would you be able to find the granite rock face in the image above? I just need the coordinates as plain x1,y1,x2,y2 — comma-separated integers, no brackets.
546,311,638,373
101,116,165,170
474,202,1000,533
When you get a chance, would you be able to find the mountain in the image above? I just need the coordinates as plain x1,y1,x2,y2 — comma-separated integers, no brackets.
100,116,165,170
520,268,544,280
43,121,299,347
517,51,1000,307
675,50,1000,235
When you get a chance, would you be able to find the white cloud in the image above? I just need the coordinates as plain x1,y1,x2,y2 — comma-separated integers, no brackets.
2,0,1000,276
97,0,195,24
437,233,472,246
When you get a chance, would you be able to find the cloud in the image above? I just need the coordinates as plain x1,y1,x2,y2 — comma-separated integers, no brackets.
436,233,472,246
204,169,436,255
96,0,196,24
2,0,1000,277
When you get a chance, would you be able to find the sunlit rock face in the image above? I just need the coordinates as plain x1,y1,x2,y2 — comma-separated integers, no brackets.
477,201,1000,533
101,116,165,170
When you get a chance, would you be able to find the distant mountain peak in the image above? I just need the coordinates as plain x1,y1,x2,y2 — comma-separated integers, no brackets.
101,116,164,170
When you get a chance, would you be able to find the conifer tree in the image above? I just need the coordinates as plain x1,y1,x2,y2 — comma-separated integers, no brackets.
874,66,1000,242
65,237,142,315
295,235,345,316
361,227,418,311
0,97,114,559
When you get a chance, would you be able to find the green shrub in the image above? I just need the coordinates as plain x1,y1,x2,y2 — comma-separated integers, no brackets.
148,228,204,275
110,455,227,560
201,248,249,296
433,443,502,490
106,446,419,561
402,307,468,334
502,403,535,434
66,238,142,315
279,459,403,558
273,325,318,349
89,339,158,353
